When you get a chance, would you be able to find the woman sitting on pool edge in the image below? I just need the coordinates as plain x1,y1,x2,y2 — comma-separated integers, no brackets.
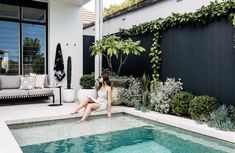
71,73,112,121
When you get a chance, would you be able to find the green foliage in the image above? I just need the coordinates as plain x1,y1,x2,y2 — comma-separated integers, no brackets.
208,105,235,131
189,96,219,119
104,0,141,16
141,73,151,108
150,78,183,114
228,105,235,123
171,91,194,116
80,74,95,89
117,1,235,80
119,77,142,107
32,55,44,74
90,35,145,75
67,56,72,89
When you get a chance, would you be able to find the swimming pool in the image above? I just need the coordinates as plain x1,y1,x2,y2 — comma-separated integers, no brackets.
9,114,235,153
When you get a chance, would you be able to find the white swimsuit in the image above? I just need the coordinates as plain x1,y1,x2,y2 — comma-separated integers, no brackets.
88,91,108,110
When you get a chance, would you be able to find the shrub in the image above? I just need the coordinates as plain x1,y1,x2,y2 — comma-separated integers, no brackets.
119,78,142,107
228,105,235,123
171,91,194,116
80,74,95,89
189,96,219,119
150,78,183,113
208,105,235,131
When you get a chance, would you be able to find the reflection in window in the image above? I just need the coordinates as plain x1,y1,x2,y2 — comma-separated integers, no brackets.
22,7,46,23
0,21,19,75
23,24,46,74
0,4,19,19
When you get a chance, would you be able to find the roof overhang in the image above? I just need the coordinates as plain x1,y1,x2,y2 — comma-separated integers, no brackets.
48,0,91,6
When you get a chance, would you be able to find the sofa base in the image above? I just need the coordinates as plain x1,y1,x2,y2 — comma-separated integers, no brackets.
0,94,54,105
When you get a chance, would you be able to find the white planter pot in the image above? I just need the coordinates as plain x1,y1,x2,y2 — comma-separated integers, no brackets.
64,89,75,103
78,89,97,102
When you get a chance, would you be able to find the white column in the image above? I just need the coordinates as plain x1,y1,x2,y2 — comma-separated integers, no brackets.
95,0,103,79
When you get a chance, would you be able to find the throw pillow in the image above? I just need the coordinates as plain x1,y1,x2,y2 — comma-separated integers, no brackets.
20,76,35,90
30,73,46,88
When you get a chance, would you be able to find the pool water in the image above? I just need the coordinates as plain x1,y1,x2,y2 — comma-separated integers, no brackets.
10,114,235,153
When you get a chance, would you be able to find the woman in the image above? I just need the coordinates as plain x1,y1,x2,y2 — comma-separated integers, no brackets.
71,73,112,121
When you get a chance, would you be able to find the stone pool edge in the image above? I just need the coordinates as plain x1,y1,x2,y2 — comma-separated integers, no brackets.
1,106,235,153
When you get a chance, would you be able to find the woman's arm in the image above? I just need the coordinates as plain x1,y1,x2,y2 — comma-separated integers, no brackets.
107,87,112,118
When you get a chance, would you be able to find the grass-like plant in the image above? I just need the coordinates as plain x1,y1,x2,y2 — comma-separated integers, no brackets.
208,105,235,131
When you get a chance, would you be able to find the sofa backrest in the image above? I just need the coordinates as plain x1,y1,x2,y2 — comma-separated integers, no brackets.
0,75,21,89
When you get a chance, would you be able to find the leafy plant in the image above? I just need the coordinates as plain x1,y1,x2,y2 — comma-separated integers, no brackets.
80,74,95,89
150,78,183,113
141,73,151,108
189,96,219,120
90,35,145,75
119,77,142,107
171,91,194,116
117,1,235,80
67,56,72,89
208,105,235,131
104,0,141,16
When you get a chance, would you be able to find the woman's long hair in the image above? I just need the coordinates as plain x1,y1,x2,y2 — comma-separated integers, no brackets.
98,73,111,90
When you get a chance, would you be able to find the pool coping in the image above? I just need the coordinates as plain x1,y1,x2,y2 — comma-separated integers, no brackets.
1,106,235,153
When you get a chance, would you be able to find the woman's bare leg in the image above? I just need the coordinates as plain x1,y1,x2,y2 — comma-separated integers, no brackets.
71,98,92,115
80,103,100,121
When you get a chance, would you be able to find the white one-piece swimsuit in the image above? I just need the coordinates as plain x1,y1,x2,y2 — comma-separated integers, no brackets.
88,90,108,110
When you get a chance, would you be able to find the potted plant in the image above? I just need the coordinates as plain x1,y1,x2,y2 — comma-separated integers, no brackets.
64,56,75,102
78,74,96,102
90,35,146,105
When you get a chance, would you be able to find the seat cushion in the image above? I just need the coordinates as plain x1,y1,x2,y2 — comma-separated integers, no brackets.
0,75,21,89
28,88,53,96
0,89,29,97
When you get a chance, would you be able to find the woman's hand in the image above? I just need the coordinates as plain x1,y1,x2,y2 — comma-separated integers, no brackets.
107,112,112,118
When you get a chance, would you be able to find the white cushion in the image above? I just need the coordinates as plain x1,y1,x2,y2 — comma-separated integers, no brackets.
30,73,46,88
20,76,35,90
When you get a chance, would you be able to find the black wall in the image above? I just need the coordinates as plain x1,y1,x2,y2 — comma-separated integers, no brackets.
160,18,235,105
83,35,95,74
83,18,235,105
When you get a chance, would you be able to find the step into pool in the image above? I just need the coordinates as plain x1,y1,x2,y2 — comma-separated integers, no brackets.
9,114,235,153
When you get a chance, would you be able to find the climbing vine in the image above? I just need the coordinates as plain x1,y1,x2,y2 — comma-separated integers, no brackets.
118,1,235,80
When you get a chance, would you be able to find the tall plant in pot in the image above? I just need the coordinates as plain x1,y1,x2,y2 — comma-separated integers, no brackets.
64,56,75,102
78,74,96,102
90,35,146,105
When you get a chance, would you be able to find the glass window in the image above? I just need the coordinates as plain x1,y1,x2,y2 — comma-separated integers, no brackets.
23,23,46,74
22,7,46,23
0,4,19,19
0,21,19,75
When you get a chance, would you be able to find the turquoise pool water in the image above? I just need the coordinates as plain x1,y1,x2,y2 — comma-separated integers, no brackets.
10,115,235,153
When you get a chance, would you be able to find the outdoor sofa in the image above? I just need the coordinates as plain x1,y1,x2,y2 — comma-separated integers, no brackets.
0,75,54,104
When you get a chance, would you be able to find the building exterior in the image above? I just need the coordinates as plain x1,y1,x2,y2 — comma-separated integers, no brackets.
0,0,91,91
82,8,95,27
83,0,223,36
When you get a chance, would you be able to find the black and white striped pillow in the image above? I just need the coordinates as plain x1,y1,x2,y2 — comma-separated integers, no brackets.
20,76,35,90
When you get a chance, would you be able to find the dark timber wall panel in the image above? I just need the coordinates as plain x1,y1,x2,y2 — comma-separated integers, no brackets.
160,18,235,105
83,35,95,74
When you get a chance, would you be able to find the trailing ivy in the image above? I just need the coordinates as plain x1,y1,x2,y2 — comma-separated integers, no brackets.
118,1,235,80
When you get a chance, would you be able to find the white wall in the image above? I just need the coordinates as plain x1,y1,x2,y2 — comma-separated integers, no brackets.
48,0,83,91
83,0,222,36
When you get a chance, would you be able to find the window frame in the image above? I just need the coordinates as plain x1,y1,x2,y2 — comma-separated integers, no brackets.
0,0,48,75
